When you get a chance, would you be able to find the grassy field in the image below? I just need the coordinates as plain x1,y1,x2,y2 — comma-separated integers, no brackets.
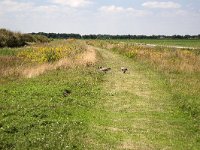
85,46,199,149
0,67,103,149
87,40,200,120
121,39,200,48
0,40,101,149
0,39,199,149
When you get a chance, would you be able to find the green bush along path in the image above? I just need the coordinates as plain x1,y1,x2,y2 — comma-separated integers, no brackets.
85,46,199,149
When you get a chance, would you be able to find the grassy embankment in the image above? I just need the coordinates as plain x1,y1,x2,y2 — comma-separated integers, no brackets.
0,39,103,149
0,40,91,83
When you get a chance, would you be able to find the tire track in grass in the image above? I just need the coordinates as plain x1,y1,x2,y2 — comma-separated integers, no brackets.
86,46,198,149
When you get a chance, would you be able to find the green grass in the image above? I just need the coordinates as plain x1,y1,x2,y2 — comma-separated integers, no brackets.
167,72,200,119
88,39,200,122
0,67,103,149
122,39,200,48
0,40,199,149
85,47,199,149
0,48,19,56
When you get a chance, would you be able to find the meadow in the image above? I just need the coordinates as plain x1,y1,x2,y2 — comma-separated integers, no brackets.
0,38,200,149
0,39,101,149
122,39,200,48
87,40,200,120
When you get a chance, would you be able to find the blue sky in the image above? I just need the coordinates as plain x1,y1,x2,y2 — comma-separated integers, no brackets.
0,0,200,35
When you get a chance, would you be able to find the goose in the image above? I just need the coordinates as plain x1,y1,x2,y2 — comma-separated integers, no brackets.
121,67,128,73
99,67,111,73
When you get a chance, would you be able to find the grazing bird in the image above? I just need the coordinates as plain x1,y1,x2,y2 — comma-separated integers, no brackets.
63,89,71,97
121,67,128,73
99,67,111,73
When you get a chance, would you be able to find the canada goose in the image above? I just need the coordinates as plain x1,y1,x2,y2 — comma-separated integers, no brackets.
121,67,128,73
99,67,111,73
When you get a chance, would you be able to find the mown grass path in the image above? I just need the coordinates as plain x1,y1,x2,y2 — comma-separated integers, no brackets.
86,46,199,149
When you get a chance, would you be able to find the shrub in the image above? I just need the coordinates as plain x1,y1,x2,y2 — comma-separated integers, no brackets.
33,35,50,43
0,28,49,48
0,29,25,47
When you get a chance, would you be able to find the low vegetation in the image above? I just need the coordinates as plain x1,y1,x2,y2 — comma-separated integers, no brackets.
0,39,92,83
0,38,101,149
125,39,200,48
87,40,200,122
18,40,87,63
0,67,103,149
0,38,199,149
0,28,49,48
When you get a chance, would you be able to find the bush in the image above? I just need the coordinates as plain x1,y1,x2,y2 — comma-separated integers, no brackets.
0,28,49,48
22,34,36,43
33,35,50,43
0,29,25,47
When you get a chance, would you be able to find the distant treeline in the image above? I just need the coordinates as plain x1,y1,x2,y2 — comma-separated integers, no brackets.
0,29,49,48
32,32,200,40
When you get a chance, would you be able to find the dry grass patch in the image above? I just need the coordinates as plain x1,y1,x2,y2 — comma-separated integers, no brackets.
0,40,97,80
22,47,97,78
119,139,154,150
0,56,22,78
21,58,72,78
76,45,97,66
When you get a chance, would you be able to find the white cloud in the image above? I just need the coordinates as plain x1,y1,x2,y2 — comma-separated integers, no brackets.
33,5,59,13
99,5,124,13
142,1,181,9
52,0,91,8
0,0,34,12
0,0,76,16
158,9,200,18
99,5,151,16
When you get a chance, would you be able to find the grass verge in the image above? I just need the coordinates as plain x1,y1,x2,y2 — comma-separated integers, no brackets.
0,66,103,149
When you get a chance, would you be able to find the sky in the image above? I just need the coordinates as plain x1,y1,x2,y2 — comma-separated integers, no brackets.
0,0,200,35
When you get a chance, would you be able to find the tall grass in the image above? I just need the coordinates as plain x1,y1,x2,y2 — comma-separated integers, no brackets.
88,40,200,72
18,40,87,63
0,40,95,82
